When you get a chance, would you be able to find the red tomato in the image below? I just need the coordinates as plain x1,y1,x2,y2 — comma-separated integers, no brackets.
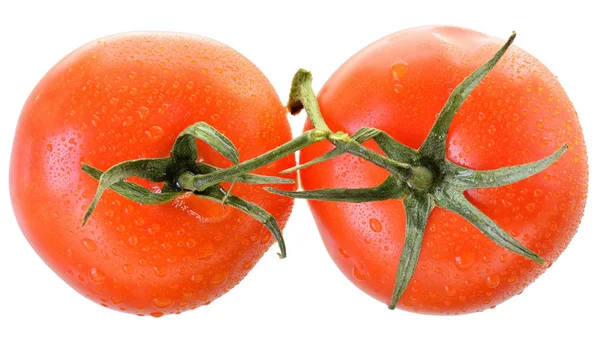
10,32,295,316
299,26,588,314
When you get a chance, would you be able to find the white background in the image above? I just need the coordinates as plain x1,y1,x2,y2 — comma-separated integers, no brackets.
1,0,598,336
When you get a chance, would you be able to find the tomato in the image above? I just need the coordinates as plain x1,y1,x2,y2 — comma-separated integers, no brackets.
299,26,588,314
10,32,296,316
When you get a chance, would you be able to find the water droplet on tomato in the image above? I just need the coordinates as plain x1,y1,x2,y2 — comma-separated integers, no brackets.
369,218,383,233
152,297,174,309
150,312,164,318
122,264,133,274
209,270,228,286
390,60,409,80
146,126,164,141
338,248,350,258
537,120,544,130
525,203,536,212
444,285,456,296
137,106,150,119
89,268,107,284
128,71,137,80
153,266,167,277
486,275,500,288
352,265,367,281
128,235,138,246
148,223,160,235
110,296,122,305
81,238,97,252
191,273,204,283
186,238,197,248
197,240,215,259
454,251,475,270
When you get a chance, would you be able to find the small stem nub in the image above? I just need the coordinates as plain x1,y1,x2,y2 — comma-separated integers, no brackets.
177,171,195,191
406,166,434,191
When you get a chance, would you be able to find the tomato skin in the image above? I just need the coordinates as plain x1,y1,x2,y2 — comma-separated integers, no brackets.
300,26,588,314
10,33,295,316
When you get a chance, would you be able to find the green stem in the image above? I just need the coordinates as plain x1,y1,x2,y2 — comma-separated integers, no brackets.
183,68,431,193
288,68,429,183
288,69,331,131
327,134,414,181
189,129,328,191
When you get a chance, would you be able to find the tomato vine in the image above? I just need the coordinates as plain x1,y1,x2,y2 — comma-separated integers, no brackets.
83,32,567,309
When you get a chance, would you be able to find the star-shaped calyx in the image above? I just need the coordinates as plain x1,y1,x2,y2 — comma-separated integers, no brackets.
82,121,295,258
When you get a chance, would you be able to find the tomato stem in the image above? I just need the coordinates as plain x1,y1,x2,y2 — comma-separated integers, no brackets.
286,69,429,183
288,69,330,131
181,69,434,191
188,129,328,191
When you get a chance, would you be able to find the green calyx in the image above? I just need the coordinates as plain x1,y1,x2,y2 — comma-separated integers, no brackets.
81,122,296,259
268,32,568,309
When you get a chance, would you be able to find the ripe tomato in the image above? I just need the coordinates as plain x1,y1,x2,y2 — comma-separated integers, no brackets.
299,26,588,314
10,32,295,316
